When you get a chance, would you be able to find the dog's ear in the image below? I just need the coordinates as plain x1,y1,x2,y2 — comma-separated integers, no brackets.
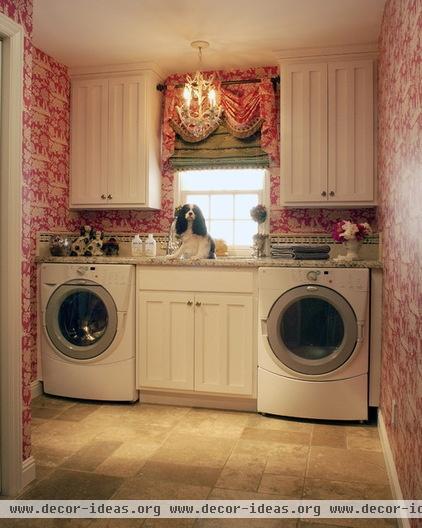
175,205,188,235
192,205,207,236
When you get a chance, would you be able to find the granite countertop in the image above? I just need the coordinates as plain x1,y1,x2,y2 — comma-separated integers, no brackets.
35,255,383,269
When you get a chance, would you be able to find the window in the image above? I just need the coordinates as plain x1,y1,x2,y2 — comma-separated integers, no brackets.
176,169,268,253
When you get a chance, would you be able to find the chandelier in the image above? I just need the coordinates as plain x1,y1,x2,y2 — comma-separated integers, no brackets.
173,41,223,142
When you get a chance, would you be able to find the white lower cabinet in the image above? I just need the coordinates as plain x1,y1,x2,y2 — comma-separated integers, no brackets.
194,294,253,395
138,291,194,390
137,269,256,397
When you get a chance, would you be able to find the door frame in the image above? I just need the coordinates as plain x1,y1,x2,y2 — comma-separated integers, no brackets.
0,13,23,496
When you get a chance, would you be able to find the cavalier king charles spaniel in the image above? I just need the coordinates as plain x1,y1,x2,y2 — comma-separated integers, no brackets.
166,204,216,260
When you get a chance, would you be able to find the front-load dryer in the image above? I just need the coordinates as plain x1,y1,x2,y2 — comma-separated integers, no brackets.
258,267,369,420
40,263,137,401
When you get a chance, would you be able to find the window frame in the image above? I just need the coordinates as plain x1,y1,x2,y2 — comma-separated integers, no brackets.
174,169,270,256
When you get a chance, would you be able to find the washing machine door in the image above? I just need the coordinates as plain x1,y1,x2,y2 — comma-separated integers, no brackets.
45,280,118,360
266,285,357,375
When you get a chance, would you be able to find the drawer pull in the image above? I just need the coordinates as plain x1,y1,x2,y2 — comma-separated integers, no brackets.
187,300,193,306
101,194,106,199
107,194,113,199
329,191,335,197
321,191,327,197
195,302,202,307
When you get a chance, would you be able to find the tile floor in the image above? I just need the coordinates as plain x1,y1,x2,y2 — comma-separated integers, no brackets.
6,395,397,528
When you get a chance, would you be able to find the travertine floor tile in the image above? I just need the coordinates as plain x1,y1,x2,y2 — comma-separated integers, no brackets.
60,440,123,472
139,461,221,487
264,444,309,477
173,408,249,438
303,478,393,500
345,426,382,452
112,476,210,500
195,520,297,527
307,446,388,484
311,425,347,449
258,474,304,498
247,414,313,433
20,469,123,500
95,440,161,478
241,427,311,446
88,519,145,527
150,433,236,468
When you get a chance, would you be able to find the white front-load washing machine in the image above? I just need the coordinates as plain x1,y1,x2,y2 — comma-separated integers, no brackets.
40,263,137,401
258,267,369,420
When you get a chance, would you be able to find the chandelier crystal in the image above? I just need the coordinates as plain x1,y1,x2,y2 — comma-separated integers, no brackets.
174,41,223,142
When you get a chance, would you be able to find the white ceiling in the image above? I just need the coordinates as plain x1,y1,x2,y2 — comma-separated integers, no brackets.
33,0,386,76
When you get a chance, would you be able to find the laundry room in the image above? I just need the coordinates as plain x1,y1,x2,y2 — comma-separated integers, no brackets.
0,0,420,527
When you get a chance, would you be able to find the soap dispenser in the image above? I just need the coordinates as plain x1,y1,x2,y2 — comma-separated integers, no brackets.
144,234,157,257
131,234,143,256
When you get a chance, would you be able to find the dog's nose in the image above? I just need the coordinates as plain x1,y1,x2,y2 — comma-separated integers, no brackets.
188,211,193,216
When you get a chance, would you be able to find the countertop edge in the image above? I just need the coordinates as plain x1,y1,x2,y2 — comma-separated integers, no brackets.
35,256,383,269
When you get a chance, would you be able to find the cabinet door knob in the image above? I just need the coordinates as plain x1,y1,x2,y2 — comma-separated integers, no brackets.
107,194,113,199
321,191,327,197
101,194,106,199
195,302,202,307
329,191,335,197
187,300,193,306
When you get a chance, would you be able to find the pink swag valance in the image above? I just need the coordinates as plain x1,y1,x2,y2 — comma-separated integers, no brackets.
161,70,279,167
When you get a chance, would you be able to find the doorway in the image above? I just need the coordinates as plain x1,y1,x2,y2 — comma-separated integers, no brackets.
0,12,24,496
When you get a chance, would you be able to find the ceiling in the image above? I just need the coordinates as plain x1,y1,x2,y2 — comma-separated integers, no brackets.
33,0,386,76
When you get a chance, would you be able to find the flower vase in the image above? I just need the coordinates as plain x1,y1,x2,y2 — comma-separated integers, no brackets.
344,239,362,261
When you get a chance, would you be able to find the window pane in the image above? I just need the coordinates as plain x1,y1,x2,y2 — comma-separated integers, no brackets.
180,169,265,191
210,195,233,220
234,221,257,246
209,220,233,245
235,194,259,219
185,195,210,218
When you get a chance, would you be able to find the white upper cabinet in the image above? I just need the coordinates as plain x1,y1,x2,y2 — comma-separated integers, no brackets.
70,64,163,210
279,46,377,206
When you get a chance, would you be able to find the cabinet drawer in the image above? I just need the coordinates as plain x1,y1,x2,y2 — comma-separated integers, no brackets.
137,267,255,293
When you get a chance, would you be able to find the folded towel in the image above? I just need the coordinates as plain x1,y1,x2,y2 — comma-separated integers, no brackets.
293,252,330,260
271,244,330,253
271,252,330,260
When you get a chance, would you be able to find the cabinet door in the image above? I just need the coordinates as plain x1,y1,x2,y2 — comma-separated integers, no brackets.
70,79,108,206
328,60,374,202
194,294,253,395
281,63,328,203
138,291,194,390
108,76,147,206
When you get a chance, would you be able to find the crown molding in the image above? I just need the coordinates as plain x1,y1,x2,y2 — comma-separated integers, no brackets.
69,61,164,80
276,43,378,61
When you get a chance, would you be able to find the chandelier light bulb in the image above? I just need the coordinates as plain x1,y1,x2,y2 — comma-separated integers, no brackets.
183,85,192,107
208,88,216,108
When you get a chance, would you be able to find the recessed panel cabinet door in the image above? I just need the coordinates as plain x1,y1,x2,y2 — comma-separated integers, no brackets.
138,292,194,390
281,63,328,203
108,76,147,206
70,79,108,205
328,60,374,202
194,294,253,395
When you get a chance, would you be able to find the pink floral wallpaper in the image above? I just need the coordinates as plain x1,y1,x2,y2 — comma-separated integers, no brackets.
378,0,422,509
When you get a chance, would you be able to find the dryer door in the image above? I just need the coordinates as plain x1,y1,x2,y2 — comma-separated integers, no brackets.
45,282,118,360
266,285,357,375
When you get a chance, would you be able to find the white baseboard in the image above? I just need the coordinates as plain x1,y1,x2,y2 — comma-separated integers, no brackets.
21,456,36,489
31,380,43,399
140,389,257,412
378,410,411,528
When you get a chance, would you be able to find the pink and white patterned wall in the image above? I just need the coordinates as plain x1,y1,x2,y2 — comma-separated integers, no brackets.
378,0,422,509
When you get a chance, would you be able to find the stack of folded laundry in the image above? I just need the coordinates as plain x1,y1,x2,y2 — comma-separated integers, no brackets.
271,244,331,260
